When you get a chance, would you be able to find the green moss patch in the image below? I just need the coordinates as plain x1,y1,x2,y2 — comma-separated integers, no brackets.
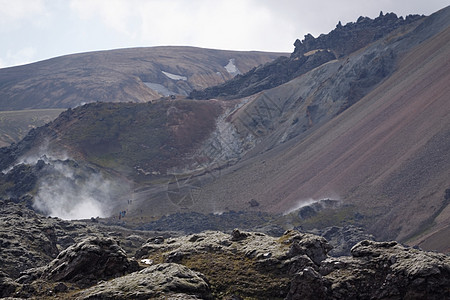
181,250,289,299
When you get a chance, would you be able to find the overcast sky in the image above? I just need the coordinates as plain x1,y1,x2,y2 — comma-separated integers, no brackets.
1,0,448,68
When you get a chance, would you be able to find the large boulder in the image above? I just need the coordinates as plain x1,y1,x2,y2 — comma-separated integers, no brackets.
41,237,139,287
75,263,212,300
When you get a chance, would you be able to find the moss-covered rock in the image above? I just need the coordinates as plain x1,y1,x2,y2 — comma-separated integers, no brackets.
75,263,212,300
137,229,331,299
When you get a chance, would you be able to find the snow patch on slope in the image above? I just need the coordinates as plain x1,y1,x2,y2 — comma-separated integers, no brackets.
162,71,187,81
224,59,241,76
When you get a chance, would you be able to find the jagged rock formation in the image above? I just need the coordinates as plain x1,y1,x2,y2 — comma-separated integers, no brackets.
189,12,423,100
40,237,139,287
0,271,19,298
0,200,60,279
288,240,450,299
292,12,423,58
135,230,450,300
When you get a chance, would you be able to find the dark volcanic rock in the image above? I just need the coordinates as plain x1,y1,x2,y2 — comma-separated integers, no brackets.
308,225,376,256
1,204,449,300
0,200,159,282
293,12,423,58
190,50,336,100
0,200,60,279
287,240,450,300
41,237,140,287
0,271,19,298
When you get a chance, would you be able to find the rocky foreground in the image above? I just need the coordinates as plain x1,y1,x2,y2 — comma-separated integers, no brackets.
1,200,449,299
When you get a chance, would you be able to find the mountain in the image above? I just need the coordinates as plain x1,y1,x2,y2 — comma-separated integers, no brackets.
0,46,284,110
1,5,450,255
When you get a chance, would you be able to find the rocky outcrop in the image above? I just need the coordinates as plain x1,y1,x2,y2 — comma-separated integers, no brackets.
135,229,332,299
133,229,450,299
0,200,162,281
189,13,423,101
190,50,335,100
307,225,375,257
287,240,450,299
40,237,139,287
293,12,423,58
0,200,60,279
75,263,212,300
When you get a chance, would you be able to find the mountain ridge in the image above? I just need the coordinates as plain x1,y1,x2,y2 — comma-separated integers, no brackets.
189,11,424,100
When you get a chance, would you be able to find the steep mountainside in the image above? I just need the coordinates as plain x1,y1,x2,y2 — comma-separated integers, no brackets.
192,6,450,250
0,47,284,110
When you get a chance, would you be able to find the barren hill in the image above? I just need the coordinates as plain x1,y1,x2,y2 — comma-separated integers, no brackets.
0,46,284,110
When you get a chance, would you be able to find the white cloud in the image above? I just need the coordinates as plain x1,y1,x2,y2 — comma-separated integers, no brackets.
70,0,136,37
123,0,295,51
0,0,48,28
2,47,37,68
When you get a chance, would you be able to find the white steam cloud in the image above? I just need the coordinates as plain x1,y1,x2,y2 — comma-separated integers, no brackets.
283,198,319,216
33,161,114,220
9,144,119,220
283,196,341,216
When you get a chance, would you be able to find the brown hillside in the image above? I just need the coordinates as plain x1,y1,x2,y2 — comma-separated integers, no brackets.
0,46,284,110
